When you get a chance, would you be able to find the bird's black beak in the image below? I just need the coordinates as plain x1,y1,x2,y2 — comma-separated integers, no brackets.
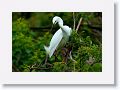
50,23,54,32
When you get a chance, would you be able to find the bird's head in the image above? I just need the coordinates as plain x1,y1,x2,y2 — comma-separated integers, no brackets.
52,16,63,26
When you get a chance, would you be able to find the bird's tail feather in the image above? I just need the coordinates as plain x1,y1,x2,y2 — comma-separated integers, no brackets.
44,46,50,57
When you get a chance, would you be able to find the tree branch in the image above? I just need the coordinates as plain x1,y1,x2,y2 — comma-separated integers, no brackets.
73,12,76,30
76,17,83,32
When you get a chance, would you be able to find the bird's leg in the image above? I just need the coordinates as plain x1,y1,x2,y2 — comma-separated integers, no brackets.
62,45,72,64
64,48,71,64
54,50,58,62
61,48,68,64
44,54,48,65
65,49,69,64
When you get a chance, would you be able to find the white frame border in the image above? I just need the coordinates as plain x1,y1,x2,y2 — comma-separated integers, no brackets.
0,0,114,84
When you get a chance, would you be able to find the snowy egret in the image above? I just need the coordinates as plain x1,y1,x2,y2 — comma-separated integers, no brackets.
44,16,72,64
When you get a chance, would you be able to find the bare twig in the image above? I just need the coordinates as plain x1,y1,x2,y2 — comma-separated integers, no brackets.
76,17,83,32
30,67,52,70
69,51,77,72
44,54,48,64
69,51,76,62
73,12,76,30
29,62,53,71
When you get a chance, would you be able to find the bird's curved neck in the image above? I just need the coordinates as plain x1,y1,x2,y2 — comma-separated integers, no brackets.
57,18,63,29
59,23,64,29
59,24,67,35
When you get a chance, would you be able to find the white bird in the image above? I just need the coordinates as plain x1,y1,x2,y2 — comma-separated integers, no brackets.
44,16,72,64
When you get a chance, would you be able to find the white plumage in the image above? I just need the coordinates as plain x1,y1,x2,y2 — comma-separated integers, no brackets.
44,16,72,58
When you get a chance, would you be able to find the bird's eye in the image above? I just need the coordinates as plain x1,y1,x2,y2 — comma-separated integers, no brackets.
54,21,57,24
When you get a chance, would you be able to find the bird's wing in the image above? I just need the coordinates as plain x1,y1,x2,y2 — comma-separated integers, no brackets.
49,28,63,57
62,25,72,36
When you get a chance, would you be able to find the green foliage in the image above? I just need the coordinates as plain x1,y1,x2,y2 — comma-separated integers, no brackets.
12,12,102,72
12,18,46,71
52,62,67,72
